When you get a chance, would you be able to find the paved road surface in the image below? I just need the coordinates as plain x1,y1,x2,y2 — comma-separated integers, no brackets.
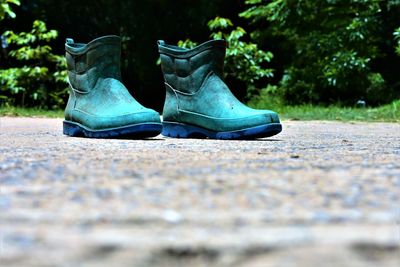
0,117,399,267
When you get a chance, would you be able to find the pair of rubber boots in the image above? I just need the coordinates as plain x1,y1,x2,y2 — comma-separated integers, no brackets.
63,36,282,139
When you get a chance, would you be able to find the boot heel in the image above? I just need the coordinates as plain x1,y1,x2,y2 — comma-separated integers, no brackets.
63,121,84,137
162,122,211,139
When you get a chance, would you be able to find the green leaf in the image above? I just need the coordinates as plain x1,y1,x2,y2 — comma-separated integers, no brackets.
207,17,234,31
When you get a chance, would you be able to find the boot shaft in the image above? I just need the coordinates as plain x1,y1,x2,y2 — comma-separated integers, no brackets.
158,40,226,94
65,36,122,93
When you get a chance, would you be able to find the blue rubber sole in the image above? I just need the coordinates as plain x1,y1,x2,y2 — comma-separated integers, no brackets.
162,121,282,140
63,120,162,139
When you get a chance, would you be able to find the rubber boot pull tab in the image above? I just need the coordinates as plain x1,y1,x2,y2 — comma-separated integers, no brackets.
157,40,165,46
66,38,74,45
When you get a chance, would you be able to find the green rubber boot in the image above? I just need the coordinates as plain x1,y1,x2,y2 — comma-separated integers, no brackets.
63,36,162,138
158,40,282,139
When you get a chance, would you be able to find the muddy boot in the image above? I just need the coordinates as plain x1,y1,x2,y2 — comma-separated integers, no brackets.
157,40,282,139
63,36,162,138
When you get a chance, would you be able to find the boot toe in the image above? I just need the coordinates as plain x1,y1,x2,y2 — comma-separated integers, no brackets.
263,110,280,124
243,110,280,130
111,108,161,128
135,108,162,124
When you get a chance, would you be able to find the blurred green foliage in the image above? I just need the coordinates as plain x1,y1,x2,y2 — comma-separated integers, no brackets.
0,20,67,108
178,17,274,98
0,0,19,20
394,27,400,55
241,0,400,106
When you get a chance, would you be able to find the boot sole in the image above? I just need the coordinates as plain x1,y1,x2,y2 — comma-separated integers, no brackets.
162,121,282,140
63,120,162,139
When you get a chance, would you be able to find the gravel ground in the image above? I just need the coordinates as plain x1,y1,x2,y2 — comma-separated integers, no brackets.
0,117,399,267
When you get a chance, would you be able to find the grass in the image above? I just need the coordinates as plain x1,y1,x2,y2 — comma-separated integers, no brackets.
0,106,64,118
1,99,399,122
276,103,399,122
249,97,400,122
